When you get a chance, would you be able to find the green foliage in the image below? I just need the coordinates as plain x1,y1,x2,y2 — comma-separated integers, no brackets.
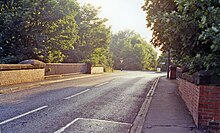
65,4,112,68
157,52,168,71
0,1,113,68
110,30,157,70
0,0,79,63
143,0,220,75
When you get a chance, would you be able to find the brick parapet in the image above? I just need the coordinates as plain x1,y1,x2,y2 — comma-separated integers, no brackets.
0,69,45,86
45,63,88,76
178,78,220,132
178,78,200,125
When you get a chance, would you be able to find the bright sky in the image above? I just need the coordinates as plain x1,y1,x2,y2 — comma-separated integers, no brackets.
77,0,152,42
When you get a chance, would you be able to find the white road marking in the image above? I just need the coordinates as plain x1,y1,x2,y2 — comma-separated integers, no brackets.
0,94,4,96
64,89,90,100
54,118,132,133
43,74,104,85
54,118,80,133
130,77,160,133
0,105,48,125
146,78,159,97
95,82,109,87
79,118,132,126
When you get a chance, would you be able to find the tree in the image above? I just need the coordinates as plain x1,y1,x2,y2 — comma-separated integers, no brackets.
110,30,157,70
157,52,168,71
110,30,136,69
37,0,79,63
142,0,220,75
0,0,79,63
65,4,113,69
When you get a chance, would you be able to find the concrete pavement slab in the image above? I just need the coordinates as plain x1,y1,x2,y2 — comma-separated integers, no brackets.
141,77,205,133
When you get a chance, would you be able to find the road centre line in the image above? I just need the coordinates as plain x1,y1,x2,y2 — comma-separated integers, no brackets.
0,105,48,125
54,118,132,133
95,82,109,87
64,89,90,100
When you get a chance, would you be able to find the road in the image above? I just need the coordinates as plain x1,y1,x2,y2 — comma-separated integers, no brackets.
0,71,165,133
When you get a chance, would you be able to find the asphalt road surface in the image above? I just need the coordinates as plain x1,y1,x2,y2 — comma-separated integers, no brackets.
0,71,165,133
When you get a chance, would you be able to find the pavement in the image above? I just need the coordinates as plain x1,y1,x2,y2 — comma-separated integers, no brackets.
141,77,205,133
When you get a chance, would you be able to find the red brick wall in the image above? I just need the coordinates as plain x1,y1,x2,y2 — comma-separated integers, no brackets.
178,78,220,131
199,86,220,130
178,78,200,125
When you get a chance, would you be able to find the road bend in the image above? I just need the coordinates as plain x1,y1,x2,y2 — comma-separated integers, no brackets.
0,71,165,133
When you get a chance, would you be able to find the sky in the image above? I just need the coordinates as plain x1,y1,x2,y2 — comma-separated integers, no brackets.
77,0,152,42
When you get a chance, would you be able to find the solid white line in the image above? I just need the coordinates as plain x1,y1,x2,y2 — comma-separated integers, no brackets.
146,89,153,97
95,82,109,87
0,105,48,125
54,118,80,133
130,77,160,133
79,118,132,126
64,89,90,100
43,74,104,85
146,78,159,97
54,118,132,133
149,77,160,97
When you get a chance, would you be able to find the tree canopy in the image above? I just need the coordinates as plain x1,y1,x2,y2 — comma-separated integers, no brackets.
0,0,79,63
110,30,157,70
0,0,159,72
0,0,112,68
65,4,112,68
143,0,220,75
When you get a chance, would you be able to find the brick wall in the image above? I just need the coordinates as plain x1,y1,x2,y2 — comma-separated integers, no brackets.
199,86,220,131
178,78,220,132
0,64,45,86
45,63,87,76
178,78,200,125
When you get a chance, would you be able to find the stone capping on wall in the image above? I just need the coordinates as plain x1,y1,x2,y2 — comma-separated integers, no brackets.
46,63,87,65
176,67,214,85
0,64,44,71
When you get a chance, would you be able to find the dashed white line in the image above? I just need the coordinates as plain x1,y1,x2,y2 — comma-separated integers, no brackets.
95,82,109,87
0,105,48,125
64,89,90,100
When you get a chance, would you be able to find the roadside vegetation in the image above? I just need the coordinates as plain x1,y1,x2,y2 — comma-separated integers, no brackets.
0,0,112,68
110,30,157,70
0,0,158,71
143,0,220,76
